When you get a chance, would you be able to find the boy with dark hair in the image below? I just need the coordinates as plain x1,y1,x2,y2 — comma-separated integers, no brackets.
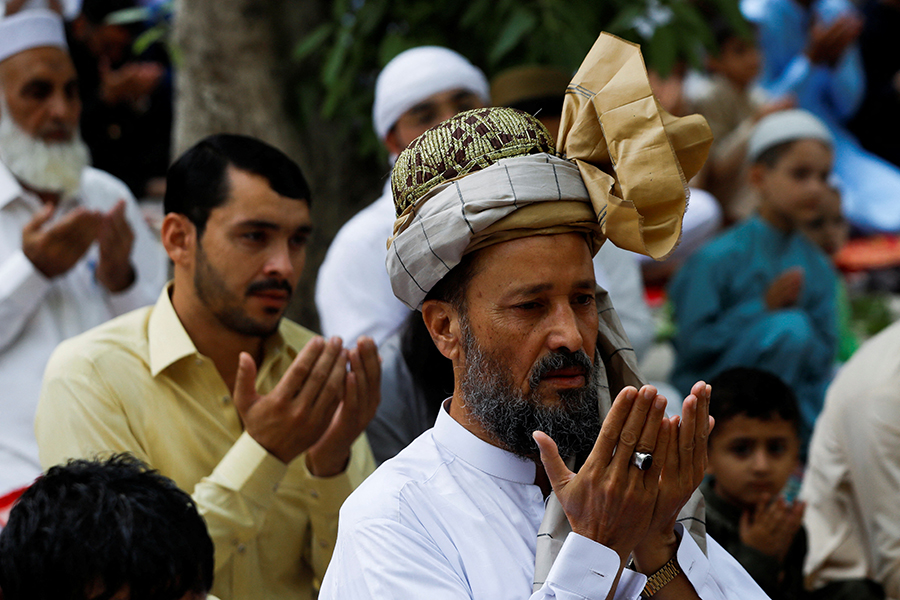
669,108,839,448
704,367,807,600
0,454,214,600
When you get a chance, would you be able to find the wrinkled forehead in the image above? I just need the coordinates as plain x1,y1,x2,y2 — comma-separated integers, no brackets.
0,46,75,89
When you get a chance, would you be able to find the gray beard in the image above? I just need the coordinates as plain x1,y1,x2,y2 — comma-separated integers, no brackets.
0,100,89,200
458,316,603,459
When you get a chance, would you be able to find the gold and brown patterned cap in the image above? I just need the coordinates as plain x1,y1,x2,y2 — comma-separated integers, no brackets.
391,107,557,217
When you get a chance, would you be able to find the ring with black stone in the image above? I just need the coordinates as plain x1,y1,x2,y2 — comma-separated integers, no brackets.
632,451,653,471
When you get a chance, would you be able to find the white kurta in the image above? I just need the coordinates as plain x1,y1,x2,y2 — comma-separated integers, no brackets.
0,161,166,495
320,403,771,599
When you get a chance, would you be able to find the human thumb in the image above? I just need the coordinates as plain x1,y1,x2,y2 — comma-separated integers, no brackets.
232,352,258,416
24,204,55,233
533,431,574,492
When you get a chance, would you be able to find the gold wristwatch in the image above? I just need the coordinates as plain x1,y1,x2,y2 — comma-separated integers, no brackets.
640,553,681,598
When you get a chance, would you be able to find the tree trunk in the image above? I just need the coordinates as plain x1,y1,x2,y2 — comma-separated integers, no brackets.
173,0,381,330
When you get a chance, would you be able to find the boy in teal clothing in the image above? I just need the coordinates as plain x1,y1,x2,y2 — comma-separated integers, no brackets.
669,109,838,447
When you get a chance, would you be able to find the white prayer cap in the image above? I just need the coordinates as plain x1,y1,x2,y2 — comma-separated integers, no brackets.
748,109,833,163
372,46,489,141
0,9,68,64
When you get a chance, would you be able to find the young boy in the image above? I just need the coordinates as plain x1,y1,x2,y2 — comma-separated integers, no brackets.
704,367,807,600
688,17,794,223
669,108,838,448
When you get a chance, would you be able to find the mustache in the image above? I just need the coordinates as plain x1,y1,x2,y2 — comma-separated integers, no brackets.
246,279,293,296
528,349,594,390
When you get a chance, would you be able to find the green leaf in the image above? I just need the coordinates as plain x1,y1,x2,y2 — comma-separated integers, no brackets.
488,7,538,66
644,23,678,76
321,27,353,87
604,2,648,34
132,25,165,56
292,24,334,62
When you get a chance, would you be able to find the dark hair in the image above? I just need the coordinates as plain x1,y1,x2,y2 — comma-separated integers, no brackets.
708,367,801,437
80,0,137,24
0,454,214,600
164,133,311,236
423,251,481,312
399,311,455,422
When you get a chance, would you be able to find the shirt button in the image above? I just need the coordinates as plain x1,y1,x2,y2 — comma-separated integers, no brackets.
237,544,246,553
195,358,203,366
309,490,319,499
222,396,230,404
319,540,329,548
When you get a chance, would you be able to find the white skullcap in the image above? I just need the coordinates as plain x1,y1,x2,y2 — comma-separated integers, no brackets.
372,46,489,140
748,109,833,163
0,9,67,64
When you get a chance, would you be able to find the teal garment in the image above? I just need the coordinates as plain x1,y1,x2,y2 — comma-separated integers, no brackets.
669,216,838,444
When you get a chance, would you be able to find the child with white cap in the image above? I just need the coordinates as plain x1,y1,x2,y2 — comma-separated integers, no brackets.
669,108,839,450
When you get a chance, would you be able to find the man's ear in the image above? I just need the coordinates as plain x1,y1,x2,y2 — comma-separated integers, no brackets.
749,162,770,190
160,213,196,267
383,127,405,158
421,300,462,362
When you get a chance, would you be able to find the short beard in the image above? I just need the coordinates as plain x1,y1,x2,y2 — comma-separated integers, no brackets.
458,315,603,460
0,97,89,200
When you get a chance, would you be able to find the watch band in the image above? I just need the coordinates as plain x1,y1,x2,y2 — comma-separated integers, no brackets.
640,552,681,598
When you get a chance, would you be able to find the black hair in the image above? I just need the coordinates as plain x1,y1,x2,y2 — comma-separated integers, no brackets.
753,139,802,168
80,0,137,24
0,454,214,600
399,311,455,423
423,251,481,312
164,133,311,236
708,367,801,438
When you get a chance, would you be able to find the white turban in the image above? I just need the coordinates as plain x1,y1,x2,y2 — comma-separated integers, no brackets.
372,46,489,141
748,109,833,162
0,9,67,64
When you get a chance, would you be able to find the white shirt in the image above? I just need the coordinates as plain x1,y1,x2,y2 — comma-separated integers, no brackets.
316,181,410,345
801,319,900,599
0,160,166,495
320,403,771,600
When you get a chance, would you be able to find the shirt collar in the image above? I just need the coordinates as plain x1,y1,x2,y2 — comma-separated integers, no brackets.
148,283,202,376
432,399,537,484
147,282,291,378
0,160,26,210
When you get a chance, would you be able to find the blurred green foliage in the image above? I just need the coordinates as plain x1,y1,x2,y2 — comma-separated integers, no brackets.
292,0,746,159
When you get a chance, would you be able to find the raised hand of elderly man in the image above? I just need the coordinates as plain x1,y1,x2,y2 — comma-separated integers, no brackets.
95,200,136,292
22,204,102,279
631,381,712,599
534,384,670,565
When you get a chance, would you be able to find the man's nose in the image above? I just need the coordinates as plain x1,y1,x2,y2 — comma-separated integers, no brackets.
546,302,584,354
263,243,296,281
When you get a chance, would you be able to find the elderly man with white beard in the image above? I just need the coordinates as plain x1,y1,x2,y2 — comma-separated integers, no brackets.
0,9,165,509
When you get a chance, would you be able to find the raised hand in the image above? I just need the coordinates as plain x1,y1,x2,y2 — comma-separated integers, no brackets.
96,200,136,292
740,494,805,563
633,381,713,572
807,15,863,67
534,385,670,563
765,267,804,310
22,204,102,279
306,336,382,477
233,336,347,465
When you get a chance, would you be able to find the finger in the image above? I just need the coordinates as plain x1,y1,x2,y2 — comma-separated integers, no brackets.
609,385,657,470
354,337,381,406
534,431,575,492
585,386,638,468
23,204,56,233
273,336,326,398
646,416,670,491
295,337,345,405
232,352,259,416
305,345,348,421
679,394,698,468
634,390,667,457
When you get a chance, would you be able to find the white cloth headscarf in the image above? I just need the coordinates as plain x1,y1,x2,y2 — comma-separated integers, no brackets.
0,8,67,64
372,46,490,141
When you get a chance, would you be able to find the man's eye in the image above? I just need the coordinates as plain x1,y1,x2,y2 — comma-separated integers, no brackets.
729,442,753,458
243,231,265,242
574,294,595,306
22,82,53,100
767,440,787,457
515,302,541,310
290,234,308,247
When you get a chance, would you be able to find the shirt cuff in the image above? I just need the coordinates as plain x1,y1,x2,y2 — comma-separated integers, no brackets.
295,435,373,515
208,431,288,508
544,533,645,599
673,522,711,593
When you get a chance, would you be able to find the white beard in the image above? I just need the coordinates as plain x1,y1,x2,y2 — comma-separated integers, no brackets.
0,100,90,200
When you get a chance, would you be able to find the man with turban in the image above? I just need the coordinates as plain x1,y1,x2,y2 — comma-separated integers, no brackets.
0,8,165,509
315,45,489,346
319,34,769,599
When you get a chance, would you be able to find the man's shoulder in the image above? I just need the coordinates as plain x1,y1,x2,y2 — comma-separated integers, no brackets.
49,306,153,370
339,431,450,525
78,167,136,207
